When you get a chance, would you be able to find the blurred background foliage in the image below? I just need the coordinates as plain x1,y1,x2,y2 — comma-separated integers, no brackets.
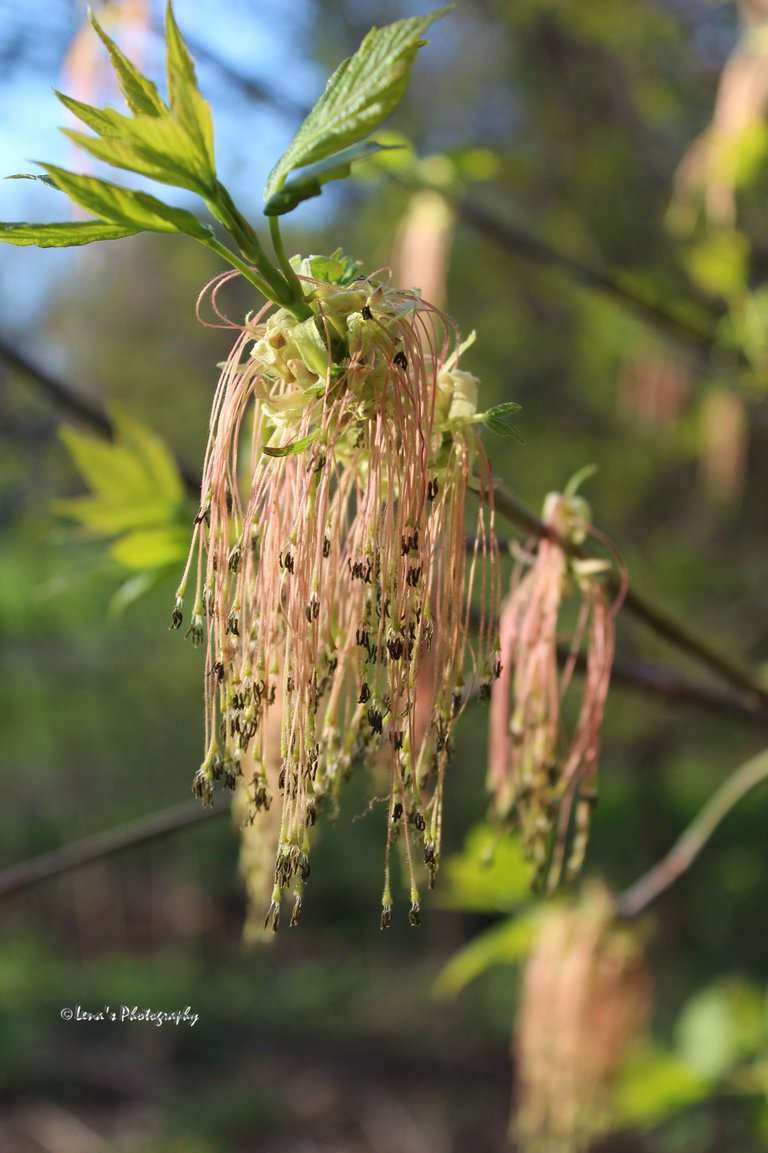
2,0,768,1150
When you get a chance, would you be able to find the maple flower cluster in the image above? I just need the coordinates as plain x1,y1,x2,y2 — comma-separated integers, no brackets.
488,490,618,893
173,259,500,929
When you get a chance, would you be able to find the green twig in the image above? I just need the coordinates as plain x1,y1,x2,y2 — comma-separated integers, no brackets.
269,214,310,312
615,746,768,919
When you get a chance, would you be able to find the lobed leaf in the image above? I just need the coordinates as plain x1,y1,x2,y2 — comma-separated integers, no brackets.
60,107,216,197
88,10,165,117
264,9,448,204
55,408,187,538
164,0,216,176
110,526,191,570
41,164,213,239
480,401,525,440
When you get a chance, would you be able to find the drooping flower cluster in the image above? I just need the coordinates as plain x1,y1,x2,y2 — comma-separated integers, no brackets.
514,884,650,1153
174,257,500,928
488,490,619,892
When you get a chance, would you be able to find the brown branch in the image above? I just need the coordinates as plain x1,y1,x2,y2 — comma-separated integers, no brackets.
456,198,719,359
0,648,764,900
568,649,768,727
0,799,222,900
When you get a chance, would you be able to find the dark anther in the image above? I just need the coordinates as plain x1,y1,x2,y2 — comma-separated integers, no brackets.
380,905,392,930
290,897,303,927
280,550,295,574
267,685,277,706
305,798,317,828
452,689,463,716
226,611,239,637
407,566,422,587
358,682,371,704
367,707,383,734
170,606,183,630
191,771,214,807
394,349,408,370
252,777,271,811
194,506,210,526
278,766,286,791
391,730,404,750
408,902,421,927
322,537,331,558
211,660,225,682
387,637,404,661
427,478,439,502
401,530,419,555
225,488,233,514
264,902,280,933
391,802,403,822
301,859,311,881
361,304,373,320
228,547,241,573
493,656,503,679
286,676,294,693
413,812,426,832
356,628,369,649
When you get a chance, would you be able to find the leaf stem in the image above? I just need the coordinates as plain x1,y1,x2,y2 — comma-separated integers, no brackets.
269,214,311,316
614,746,768,919
205,182,294,308
201,235,290,307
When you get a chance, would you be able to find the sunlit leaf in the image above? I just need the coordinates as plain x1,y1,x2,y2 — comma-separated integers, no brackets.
88,10,165,117
109,526,191,570
615,1046,713,1126
55,407,187,540
0,220,140,247
437,823,532,913
434,913,539,998
264,10,448,205
164,0,216,176
675,978,768,1079
60,112,215,197
40,165,212,238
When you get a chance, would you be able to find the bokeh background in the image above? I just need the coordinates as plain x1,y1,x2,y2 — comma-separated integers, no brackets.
2,1,768,1150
